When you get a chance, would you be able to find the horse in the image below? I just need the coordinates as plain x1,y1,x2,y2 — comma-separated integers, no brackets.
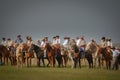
98,47,112,69
28,44,44,67
0,45,10,65
60,45,69,67
44,43,56,67
8,45,17,65
16,43,26,68
52,44,63,67
85,42,98,68
85,41,112,69
68,39,79,68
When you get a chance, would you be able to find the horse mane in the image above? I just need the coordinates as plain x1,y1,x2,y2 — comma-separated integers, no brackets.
45,43,52,52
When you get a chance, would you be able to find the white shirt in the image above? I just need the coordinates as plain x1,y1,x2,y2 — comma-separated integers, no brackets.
112,49,120,58
41,41,45,47
52,39,56,45
54,39,60,44
76,39,80,46
107,41,112,47
63,39,68,46
1,41,7,46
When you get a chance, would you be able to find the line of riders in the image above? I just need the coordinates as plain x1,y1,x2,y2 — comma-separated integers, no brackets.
0,35,120,70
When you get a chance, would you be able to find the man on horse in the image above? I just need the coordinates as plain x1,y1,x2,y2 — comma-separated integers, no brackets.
15,35,23,44
1,37,7,46
76,36,86,66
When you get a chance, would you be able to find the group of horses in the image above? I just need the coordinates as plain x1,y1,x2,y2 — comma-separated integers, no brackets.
0,42,120,70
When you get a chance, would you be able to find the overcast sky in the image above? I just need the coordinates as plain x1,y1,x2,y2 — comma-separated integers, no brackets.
0,0,120,43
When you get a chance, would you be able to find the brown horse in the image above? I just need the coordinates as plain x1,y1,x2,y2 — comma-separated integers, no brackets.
9,45,17,65
98,47,112,69
44,43,55,67
0,45,10,65
52,44,63,67
21,43,34,67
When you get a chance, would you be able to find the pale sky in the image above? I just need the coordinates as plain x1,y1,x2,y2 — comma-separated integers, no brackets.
0,0,120,43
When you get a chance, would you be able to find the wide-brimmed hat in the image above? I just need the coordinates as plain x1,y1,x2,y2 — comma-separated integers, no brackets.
17,35,21,37
7,38,11,40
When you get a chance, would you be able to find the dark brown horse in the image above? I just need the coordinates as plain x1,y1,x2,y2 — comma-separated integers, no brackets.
9,45,17,65
0,45,10,65
28,44,44,67
52,44,63,67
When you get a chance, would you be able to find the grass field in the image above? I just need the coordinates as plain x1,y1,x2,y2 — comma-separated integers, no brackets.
0,65,120,80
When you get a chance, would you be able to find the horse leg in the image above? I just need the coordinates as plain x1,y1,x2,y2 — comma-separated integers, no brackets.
56,56,60,67
42,56,45,67
30,58,32,67
74,58,78,68
16,57,19,68
69,55,74,68
64,55,68,67
0,56,2,65
78,56,81,68
26,57,29,67
37,58,40,67
2,56,5,65
109,60,111,70
49,56,52,67
53,56,56,67
5,57,8,65
47,57,50,67
61,56,64,67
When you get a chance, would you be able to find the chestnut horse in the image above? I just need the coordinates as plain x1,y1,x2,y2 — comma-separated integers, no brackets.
44,43,56,67
0,45,10,65
98,47,112,69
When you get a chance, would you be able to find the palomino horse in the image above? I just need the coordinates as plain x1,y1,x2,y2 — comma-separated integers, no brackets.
28,44,44,67
21,43,33,67
16,43,26,67
0,45,10,65
44,43,56,67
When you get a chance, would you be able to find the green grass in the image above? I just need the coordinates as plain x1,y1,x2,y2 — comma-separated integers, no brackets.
0,66,120,80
